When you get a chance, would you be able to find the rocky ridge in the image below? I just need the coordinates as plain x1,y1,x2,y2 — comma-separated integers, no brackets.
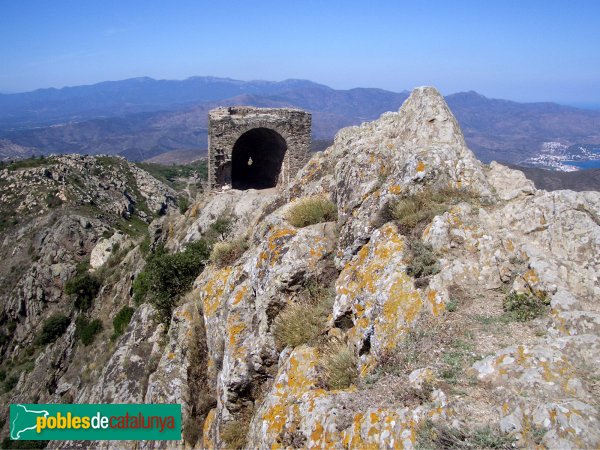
0,155,178,442
2,87,599,449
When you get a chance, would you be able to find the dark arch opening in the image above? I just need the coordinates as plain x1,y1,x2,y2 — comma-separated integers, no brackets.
231,128,287,190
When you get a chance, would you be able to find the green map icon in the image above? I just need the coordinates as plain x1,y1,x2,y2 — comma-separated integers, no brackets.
10,404,49,440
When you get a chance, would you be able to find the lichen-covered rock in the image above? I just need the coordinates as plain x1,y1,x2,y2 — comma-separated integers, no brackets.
90,231,126,268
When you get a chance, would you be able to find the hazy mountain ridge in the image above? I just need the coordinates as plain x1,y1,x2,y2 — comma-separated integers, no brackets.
1,77,600,167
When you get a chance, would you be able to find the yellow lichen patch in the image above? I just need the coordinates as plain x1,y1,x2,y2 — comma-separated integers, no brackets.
427,289,445,317
226,312,247,359
416,161,426,172
256,228,298,269
200,267,233,317
189,202,201,218
516,345,527,365
231,285,248,306
258,347,329,445
375,274,423,352
389,184,402,195
505,239,515,252
340,408,426,449
523,268,540,285
202,408,217,449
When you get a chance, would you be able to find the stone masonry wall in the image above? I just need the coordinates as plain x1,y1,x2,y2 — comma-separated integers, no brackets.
208,106,311,190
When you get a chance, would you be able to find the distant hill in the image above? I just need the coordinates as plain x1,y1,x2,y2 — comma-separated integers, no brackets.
144,149,207,165
1,77,599,166
507,164,600,191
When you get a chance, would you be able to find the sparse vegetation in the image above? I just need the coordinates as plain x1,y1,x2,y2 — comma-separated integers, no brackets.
36,314,71,346
75,316,103,346
45,192,63,208
502,291,549,322
221,419,249,450
446,299,458,312
405,240,440,279
132,240,211,325
135,160,208,190
209,238,248,268
65,272,101,311
208,216,233,240
440,337,476,384
3,374,19,392
320,338,358,390
286,196,337,228
112,306,135,338
416,419,515,449
6,157,55,171
273,280,334,349
386,187,478,235
178,196,190,214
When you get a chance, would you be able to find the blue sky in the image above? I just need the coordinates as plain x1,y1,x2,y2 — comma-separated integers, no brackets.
1,0,599,105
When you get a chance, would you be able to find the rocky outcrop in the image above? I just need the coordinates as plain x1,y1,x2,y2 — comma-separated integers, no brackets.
196,87,600,449
2,86,600,450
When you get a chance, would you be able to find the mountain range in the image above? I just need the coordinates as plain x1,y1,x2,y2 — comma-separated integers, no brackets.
1,76,600,167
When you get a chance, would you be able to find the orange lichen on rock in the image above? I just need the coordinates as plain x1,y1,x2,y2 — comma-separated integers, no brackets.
200,267,234,316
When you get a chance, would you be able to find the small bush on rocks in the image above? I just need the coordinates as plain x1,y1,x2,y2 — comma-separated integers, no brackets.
503,291,549,322
209,238,248,268
75,317,103,346
321,338,358,390
286,196,337,228
65,272,100,311
406,240,440,279
36,314,70,346
112,306,135,338
132,240,210,325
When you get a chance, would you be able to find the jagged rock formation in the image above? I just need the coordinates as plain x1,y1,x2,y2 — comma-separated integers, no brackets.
2,87,599,450
0,155,178,442
192,87,599,449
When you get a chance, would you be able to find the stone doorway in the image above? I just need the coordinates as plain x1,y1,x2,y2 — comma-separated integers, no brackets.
231,128,287,190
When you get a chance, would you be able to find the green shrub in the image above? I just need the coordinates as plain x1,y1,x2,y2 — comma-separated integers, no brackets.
273,288,333,349
286,196,337,228
36,314,70,346
503,291,549,322
0,369,5,381
65,273,100,311
406,240,440,279
321,338,358,390
416,419,515,450
178,196,190,214
209,216,233,240
3,374,18,392
388,187,478,235
75,317,103,346
112,306,135,338
209,239,248,268
133,240,211,325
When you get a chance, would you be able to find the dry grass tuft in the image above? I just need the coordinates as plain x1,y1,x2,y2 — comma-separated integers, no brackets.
320,338,358,390
273,283,334,349
209,238,248,268
286,196,337,228
221,419,249,450
387,187,479,236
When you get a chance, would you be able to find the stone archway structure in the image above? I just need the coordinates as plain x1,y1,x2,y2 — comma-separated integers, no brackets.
208,107,311,190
